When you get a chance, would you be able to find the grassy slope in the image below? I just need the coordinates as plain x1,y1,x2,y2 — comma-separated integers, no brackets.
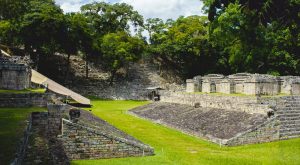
0,107,46,164
73,100,300,165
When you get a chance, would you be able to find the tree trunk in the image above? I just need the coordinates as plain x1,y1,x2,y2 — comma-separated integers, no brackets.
35,50,40,71
85,56,89,78
109,70,116,86
65,54,71,83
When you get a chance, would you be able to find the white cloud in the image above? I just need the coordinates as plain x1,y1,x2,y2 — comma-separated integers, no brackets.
120,0,204,20
55,0,103,13
55,0,204,20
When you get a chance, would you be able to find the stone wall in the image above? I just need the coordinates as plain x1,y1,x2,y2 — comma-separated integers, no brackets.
0,62,31,90
47,104,154,160
226,118,280,146
0,93,49,107
60,119,154,160
160,92,272,114
186,73,300,96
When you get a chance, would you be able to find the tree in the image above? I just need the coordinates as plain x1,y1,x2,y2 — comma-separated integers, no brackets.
148,16,219,78
144,18,165,44
81,2,144,36
19,0,66,70
101,31,145,85
201,0,300,75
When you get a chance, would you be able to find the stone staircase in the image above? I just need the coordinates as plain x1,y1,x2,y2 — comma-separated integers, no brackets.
277,96,300,139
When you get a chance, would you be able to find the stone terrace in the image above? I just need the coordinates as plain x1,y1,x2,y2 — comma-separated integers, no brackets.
130,102,267,140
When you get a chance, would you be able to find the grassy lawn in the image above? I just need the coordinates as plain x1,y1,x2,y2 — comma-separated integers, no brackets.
73,100,300,165
0,88,46,94
0,107,46,164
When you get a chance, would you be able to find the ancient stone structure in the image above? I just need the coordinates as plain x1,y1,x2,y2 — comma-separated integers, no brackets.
0,57,31,90
12,103,154,164
133,94,300,146
0,93,49,107
186,73,300,95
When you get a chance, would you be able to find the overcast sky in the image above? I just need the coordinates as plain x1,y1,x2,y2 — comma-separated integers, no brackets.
55,0,205,21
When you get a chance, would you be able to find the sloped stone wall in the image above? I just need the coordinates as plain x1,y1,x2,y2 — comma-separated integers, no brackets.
60,119,154,160
226,118,280,146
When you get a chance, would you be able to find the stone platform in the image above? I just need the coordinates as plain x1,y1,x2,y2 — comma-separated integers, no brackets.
130,102,268,144
130,95,300,146
13,104,154,164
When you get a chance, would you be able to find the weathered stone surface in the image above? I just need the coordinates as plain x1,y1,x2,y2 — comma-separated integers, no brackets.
160,92,272,114
130,102,267,141
0,57,31,90
0,93,49,107
186,73,300,95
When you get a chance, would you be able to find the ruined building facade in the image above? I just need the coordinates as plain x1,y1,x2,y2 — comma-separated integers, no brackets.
186,73,300,95
0,57,31,90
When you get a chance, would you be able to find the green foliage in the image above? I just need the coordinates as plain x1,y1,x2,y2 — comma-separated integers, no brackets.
148,16,220,78
101,31,145,84
19,0,65,54
81,2,143,36
72,100,300,165
201,0,300,75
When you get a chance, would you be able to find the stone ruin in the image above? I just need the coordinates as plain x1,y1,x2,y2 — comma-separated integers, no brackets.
129,73,300,146
0,55,154,164
186,73,300,95
0,56,31,90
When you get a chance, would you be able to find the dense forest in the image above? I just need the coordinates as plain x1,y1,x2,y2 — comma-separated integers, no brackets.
0,0,299,82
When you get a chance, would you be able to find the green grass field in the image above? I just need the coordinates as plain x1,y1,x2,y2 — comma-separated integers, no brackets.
0,107,46,164
73,100,300,165
0,88,46,94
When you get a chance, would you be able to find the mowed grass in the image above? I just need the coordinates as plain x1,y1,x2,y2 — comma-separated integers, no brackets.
0,107,46,164
0,88,46,94
73,100,300,165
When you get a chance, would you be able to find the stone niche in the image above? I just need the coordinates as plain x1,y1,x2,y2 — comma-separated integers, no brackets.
228,73,252,93
280,77,300,95
202,74,224,93
186,76,202,93
219,79,235,94
186,79,198,93
0,59,31,90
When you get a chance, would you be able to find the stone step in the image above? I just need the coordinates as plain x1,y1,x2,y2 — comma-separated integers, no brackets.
280,127,300,133
280,123,300,129
277,108,300,111
280,120,300,125
277,113,300,118
279,117,300,121
280,131,300,137
280,135,300,139
276,110,300,114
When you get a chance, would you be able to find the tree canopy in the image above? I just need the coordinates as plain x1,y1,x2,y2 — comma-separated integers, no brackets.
0,0,298,83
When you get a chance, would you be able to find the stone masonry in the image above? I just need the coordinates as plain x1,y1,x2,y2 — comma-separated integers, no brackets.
186,73,300,95
0,93,49,107
13,103,154,164
134,94,300,146
0,57,31,90
60,119,153,160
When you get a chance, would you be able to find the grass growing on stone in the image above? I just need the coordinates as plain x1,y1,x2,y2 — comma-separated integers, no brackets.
0,88,46,94
72,100,300,165
0,107,46,164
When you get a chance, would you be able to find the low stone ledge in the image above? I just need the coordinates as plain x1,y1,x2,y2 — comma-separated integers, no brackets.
0,93,49,107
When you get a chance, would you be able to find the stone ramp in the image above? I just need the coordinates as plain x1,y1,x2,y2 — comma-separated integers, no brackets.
130,102,267,140
31,69,90,105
